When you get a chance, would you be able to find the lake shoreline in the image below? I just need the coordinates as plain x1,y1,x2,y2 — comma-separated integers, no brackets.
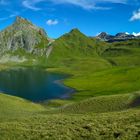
0,66,75,103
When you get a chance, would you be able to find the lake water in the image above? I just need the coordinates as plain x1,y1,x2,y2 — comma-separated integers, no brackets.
0,67,74,102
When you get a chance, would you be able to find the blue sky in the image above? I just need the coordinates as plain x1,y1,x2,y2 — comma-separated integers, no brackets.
0,0,140,38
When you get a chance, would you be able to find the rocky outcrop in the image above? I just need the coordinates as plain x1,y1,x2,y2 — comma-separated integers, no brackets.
0,16,49,56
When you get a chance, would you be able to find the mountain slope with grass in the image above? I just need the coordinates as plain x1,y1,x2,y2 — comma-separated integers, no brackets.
0,93,45,120
0,91,140,140
47,28,111,72
101,39,140,66
0,17,140,140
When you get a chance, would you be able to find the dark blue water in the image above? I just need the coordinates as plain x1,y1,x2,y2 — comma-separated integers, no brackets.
0,67,74,102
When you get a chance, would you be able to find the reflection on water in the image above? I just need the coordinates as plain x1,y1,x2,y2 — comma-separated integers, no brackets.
0,67,74,102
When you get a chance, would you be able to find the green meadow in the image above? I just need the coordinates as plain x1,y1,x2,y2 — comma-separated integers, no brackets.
0,31,140,139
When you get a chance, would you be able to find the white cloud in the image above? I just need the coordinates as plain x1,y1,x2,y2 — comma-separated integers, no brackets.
22,0,127,11
130,9,140,21
22,0,45,11
132,32,140,36
50,0,127,8
50,0,95,10
46,19,58,25
50,0,127,9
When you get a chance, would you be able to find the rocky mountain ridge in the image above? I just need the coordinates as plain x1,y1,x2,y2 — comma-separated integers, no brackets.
96,32,140,42
0,16,49,56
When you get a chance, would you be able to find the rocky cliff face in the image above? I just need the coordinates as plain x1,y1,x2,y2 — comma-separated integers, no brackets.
0,16,49,56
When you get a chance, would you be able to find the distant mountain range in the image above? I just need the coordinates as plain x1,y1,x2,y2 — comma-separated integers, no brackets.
96,32,140,42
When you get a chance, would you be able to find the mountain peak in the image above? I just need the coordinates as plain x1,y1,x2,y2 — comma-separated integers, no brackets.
97,32,108,37
70,28,81,34
12,16,46,35
16,16,25,21
0,16,49,55
96,32,113,41
115,32,128,37
15,16,31,24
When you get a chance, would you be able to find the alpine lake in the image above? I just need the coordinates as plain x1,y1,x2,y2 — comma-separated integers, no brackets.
0,67,74,102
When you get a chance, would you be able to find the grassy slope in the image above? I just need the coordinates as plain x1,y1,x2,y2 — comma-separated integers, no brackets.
47,38,140,101
101,39,140,66
47,29,110,69
1,32,140,139
0,109,139,140
59,94,130,114
0,92,140,140
64,66,140,100
59,93,140,114
0,93,45,121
